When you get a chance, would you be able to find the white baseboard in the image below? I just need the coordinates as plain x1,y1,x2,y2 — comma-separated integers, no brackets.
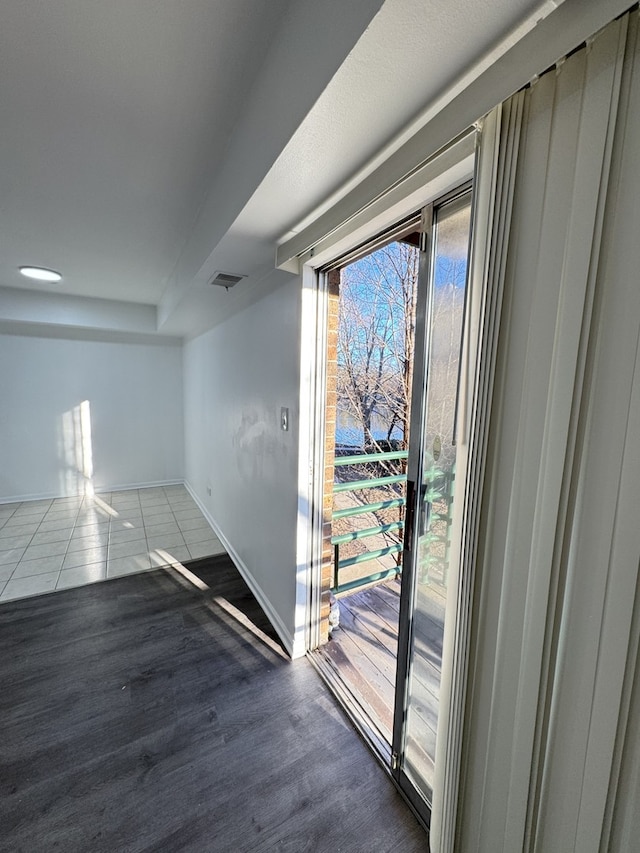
0,479,184,505
97,479,184,494
1,490,61,504
290,627,308,659
184,480,295,659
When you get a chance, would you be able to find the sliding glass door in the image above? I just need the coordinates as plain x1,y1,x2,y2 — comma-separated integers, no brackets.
393,189,473,816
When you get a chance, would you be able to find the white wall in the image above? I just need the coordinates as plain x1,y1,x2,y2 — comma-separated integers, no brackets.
0,331,184,501
183,273,301,655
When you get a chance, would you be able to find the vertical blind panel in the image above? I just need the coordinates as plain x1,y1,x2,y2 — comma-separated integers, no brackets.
529,19,630,853
550,12,640,852
598,16,640,849
457,11,634,853
430,96,525,853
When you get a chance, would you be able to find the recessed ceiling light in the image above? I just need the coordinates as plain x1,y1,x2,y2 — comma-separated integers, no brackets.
19,266,62,283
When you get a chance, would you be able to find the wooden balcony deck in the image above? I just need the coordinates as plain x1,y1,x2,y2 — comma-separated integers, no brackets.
314,576,444,788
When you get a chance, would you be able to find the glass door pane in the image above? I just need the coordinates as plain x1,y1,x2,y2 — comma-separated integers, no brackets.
394,190,472,808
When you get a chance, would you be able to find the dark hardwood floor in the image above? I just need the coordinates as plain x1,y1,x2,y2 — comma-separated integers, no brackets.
0,555,428,852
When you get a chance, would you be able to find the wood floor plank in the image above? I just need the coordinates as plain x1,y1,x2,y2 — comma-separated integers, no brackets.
321,630,395,739
339,595,398,658
359,581,403,632
335,599,397,687
0,558,428,852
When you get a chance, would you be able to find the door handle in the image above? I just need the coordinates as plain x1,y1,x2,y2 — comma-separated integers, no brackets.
406,480,430,546
404,479,416,547
418,483,430,538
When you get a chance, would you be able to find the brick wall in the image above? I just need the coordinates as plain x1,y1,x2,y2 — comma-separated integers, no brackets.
319,268,341,644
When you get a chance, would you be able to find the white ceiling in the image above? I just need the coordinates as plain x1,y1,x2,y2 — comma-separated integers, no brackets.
0,0,289,304
0,0,563,339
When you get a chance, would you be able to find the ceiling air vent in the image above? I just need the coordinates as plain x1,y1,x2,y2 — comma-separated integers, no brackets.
208,271,246,289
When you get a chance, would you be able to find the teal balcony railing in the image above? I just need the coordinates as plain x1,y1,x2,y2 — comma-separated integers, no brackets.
330,450,408,596
330,450,454,596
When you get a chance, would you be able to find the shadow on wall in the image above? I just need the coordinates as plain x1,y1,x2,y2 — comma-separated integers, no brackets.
58,399,94,497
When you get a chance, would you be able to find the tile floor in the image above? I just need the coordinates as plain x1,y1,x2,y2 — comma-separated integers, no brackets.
0,485,225,603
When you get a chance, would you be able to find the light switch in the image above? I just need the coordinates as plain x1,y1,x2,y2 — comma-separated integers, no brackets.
281,407,289,431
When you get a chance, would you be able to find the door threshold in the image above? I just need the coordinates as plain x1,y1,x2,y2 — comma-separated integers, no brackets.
308,647,432,837
308,646,391,768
